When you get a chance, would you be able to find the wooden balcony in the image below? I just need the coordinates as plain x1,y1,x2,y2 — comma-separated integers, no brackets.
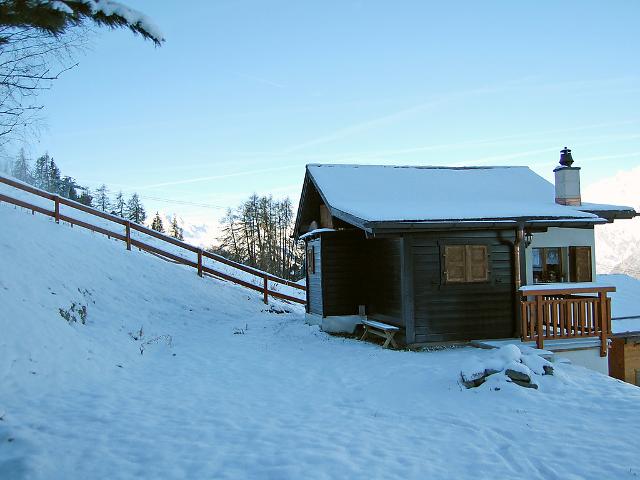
519,284,615,356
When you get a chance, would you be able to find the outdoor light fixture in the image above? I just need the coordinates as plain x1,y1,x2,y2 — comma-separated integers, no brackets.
524,231,533,248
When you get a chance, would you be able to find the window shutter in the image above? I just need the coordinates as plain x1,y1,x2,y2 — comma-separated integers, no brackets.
466,245,489,282
570,246,592,282
444,245,466,283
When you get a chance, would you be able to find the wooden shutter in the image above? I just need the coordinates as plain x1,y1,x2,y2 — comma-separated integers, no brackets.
570,246,592,282
444,245,466,283
466,245,489,282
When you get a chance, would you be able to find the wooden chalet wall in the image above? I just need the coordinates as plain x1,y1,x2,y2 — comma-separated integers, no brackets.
365,238,403,325
305,228,518,345
319,230,366,317
609,335,640,386
406,229,516,343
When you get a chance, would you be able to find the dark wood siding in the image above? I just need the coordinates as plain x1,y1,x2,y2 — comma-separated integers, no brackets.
410,230,516,343
306,238,323,315
365,238,403,326
320,230,366,317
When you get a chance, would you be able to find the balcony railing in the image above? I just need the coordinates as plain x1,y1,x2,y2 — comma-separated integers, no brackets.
519,284,614,356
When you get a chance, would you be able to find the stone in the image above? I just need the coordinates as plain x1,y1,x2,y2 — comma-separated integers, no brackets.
505,368,531,383
461,374,487,389
511,378,539,389
543,365,554,375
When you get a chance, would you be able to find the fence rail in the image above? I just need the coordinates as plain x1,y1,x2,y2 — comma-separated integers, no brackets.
0,174,306,305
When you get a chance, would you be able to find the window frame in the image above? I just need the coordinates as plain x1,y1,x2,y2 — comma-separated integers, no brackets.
306,245,315,274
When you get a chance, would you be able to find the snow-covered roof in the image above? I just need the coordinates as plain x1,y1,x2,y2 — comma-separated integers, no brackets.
305,164,623,225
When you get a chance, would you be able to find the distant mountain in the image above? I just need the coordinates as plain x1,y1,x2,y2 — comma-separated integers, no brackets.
583,166,640,280
157,212,218,248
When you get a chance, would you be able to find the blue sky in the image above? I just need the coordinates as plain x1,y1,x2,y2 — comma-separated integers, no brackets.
20,0,640,234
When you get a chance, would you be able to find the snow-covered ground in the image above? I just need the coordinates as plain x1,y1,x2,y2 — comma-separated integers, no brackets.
2,203,640,479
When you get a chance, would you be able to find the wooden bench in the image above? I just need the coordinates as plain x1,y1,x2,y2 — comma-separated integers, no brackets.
360,319,399,349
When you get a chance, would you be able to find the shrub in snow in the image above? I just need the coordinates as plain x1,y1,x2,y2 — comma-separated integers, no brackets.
460,345,553,390
59,302,88,325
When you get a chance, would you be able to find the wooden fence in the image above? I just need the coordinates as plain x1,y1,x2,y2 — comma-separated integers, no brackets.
520,285,614,356
0,174,306,305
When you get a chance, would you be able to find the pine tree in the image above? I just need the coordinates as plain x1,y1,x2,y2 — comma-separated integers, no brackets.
112,191,126,217
126,193,146,224
33,154,50,190
78,188,93,207
151,212,165,233
169,215,184,240
58,176,80,200
47,157,61,193
94,184,110,212
11,149,32,183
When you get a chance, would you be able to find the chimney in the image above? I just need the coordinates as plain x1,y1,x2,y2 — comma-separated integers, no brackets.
554,147,581,206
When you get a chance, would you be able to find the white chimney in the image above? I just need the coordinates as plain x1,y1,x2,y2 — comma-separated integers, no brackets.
554,147,581,206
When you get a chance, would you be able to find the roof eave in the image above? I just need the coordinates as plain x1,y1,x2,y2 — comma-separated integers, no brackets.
577,209,638,223
367,216,607,233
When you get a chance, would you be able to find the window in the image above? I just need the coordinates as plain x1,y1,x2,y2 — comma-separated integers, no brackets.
444,245,489,283
532,246,592,283
307,245,315,274
533,247,563,283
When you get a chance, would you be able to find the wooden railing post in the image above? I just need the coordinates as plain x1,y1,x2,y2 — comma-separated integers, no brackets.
54,195,60,223
125,221,131,251
197,249,203,277
535,294,544,350
263,276,268,304
599,292,608,357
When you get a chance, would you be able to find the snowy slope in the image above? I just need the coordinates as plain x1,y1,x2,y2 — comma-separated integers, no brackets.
0,180,304,301
2,204,640,479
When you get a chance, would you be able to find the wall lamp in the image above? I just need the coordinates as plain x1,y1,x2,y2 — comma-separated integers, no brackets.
524,231,533,248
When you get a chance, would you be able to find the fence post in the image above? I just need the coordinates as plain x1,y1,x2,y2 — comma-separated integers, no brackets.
54,195,60,223
125,221,131,251
599,292,608,357
535,294,544,350
263,276,268,304
197,249,203,277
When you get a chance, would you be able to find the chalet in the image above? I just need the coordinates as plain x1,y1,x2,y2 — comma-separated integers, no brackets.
293,148,637,371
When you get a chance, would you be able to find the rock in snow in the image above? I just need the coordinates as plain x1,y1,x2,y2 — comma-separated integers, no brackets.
460,345,552,390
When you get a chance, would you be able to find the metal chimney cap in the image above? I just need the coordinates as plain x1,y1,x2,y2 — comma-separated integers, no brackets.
559,147,574,167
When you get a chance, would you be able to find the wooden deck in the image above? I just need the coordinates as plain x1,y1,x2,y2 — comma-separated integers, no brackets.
520,284,614,356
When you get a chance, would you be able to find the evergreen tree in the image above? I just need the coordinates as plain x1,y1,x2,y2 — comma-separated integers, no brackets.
11,149,31,183
169,215,184,240
47,157,61,193
94,184,110,212
58,176,80,200
126,193,146,224
151,212,165,233
33,154,51,190
78,188,93,207
112,191,126,217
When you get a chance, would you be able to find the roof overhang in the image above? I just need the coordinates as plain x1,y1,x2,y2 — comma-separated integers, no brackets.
365,216,607,234
577,208,638,222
